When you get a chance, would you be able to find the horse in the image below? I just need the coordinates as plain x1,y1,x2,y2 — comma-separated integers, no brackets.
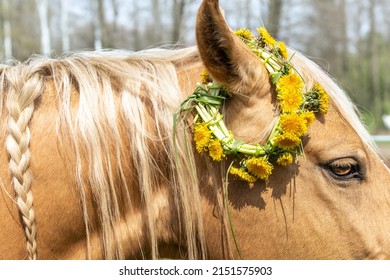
0,0,389,260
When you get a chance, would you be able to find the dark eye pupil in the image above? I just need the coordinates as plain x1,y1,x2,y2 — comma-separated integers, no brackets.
331,164,352,176
325,158,364,182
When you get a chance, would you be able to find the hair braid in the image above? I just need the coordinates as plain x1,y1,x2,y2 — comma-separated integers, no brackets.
5,67,43,260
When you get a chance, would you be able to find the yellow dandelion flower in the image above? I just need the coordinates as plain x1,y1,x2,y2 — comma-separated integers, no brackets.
278,41,288,59
193,123,212,153
314,83,329,114
301,111,316,127
276,72,304,94
233,28,253,41
257,27,276,47
245,157,273,181
279,113,308,137
274,133,301,150
200,69,210,85
278,90,303,113
208,139,224,161
229,167,257,183
276,153,294,166
319,96,329,113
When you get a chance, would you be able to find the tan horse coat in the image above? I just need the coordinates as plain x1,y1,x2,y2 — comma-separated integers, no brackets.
0,0,389,259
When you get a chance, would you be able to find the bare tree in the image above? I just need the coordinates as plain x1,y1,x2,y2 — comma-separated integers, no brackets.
171,0,187,42
368,0,382,122
339,0,349,73
131,0,141,50
36,0,51,56
91,0,105,49
152,0,162,42
2,0,12,60
267,0,283,37
109,0,119,43
61,0,70,52
111,0,118,31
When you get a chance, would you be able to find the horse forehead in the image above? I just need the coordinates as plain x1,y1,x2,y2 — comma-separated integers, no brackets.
306,105,366,159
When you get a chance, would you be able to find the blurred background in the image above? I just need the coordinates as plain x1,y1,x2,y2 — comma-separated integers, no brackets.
1,0,390,159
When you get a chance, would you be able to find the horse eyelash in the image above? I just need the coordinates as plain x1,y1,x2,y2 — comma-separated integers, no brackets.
325,158,365,182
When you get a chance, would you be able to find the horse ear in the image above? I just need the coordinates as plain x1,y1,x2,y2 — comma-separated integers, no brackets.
196,0,270,94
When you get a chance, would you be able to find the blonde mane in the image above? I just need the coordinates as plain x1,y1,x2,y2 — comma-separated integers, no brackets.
0,45,377,259
0,47,207,259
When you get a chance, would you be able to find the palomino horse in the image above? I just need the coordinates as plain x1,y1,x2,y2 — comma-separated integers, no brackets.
1,0,390,260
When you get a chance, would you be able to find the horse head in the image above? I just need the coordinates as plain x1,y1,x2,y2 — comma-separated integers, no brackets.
192,0,390,259
0,0,389,260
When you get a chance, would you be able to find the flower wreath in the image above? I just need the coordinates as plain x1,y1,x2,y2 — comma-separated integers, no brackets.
176,27,329,183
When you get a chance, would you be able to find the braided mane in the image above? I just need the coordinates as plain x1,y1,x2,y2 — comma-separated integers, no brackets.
4,66,42,259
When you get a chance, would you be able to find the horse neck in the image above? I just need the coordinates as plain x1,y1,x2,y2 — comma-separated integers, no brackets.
111,50,207,259
0,49,209,260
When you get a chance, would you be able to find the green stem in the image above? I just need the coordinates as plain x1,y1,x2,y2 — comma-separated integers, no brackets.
195,104,227,140
225,161,242,259
196,102,269,156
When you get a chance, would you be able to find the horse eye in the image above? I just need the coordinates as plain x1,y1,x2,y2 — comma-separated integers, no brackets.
327,158,364,181
330,163,353,176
